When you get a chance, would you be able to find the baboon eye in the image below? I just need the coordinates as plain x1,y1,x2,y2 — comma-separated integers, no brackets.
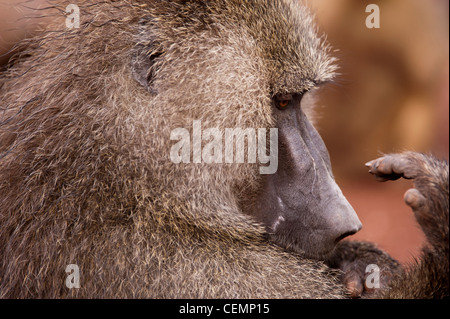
274,94,293,110
278,100,289,109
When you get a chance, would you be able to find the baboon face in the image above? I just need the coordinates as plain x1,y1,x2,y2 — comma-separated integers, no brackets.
252,93,362,259
135,0,361,259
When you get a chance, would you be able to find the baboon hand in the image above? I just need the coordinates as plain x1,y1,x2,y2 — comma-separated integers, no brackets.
339,256,399,299
326,241,402,299
366,152,449,254
365,154,418,182
340,262,370,298
366,153,427,217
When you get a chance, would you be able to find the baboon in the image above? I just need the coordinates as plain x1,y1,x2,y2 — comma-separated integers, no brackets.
0,0,448,298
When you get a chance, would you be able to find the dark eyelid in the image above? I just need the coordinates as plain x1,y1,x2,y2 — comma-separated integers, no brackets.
276,94,293,101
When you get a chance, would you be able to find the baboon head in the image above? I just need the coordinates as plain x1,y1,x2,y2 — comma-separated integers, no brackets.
131,0,362,259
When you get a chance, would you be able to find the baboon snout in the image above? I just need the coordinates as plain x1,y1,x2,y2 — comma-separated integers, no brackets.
248,103,362,258
327,196,362,243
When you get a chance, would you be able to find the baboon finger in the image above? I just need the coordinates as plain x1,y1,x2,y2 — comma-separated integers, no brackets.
404,188,426,211
366,155,417,181
343,272,363,299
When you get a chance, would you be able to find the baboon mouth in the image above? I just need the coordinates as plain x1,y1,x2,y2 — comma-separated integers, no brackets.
335,230,358,244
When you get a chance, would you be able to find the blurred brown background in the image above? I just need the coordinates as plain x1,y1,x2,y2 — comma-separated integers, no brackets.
1,0,449,264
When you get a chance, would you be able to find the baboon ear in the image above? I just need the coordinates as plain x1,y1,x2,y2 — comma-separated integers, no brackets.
131,19,162,94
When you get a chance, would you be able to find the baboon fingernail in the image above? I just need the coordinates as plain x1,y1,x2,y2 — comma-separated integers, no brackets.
365,161,373,167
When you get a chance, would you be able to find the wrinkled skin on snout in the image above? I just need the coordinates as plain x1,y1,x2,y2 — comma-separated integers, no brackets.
252,93,362,259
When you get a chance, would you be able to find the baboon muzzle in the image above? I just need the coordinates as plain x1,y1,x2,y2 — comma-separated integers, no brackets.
253,102,362,258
